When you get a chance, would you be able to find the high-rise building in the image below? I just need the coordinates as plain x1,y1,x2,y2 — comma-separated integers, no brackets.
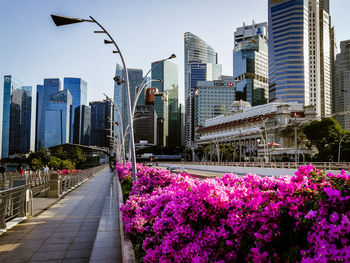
268,0,333,117
151,60,180,147
114,64,143,134
90,101,113,147
334,40,350,131
134,105,157,145
44,89,72,148
233,22,269,106
36,78,61,150
184,32,222,147
73,105,91,145
194,79,236,129
154,92,169,147
64,78,88,143
1,76,34,158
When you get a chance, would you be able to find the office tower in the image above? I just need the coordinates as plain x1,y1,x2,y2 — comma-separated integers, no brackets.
1,76,33,158
233,22,269,106
151,60,180,147
134,105,157,145
36,78,61,150
268,0,333,117
90,101,113,147
44,90,72,148
334,40,350,131
73,105,91,145
114,64,143,134
64,78,88,143
194,79,236,129
154,92,168,147
184,32,222,147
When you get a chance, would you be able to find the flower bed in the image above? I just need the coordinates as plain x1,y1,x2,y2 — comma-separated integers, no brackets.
117,163,350,263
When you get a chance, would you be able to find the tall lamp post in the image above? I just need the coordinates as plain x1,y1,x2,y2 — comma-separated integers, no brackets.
338,134,349,163
50,15,175,180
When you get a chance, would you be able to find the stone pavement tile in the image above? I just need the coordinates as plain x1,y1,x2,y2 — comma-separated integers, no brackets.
55,224,81,232
45,236,75,244
70,241,94,250
62,258,89,263
50,231,78,238
29,250,66,261
89,247,121,260
38,242,71,252
22,231,53,239
64,248,91,259
0,251,34,262
28,260,61,263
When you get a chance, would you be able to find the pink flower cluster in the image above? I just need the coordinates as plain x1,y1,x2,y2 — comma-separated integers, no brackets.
57,169,81,175
117,163,350,263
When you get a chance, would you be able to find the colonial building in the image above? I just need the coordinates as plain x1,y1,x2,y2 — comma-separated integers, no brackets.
196,101,317,161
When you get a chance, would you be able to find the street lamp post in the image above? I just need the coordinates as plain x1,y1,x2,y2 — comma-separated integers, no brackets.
51,14,138,180
50,15,176,180
104,94,125,164
338,134,349,163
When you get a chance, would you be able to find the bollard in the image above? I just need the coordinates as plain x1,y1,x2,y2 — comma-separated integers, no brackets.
48,171,60,198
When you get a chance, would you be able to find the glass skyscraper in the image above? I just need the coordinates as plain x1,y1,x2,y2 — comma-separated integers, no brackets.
151,60,180,147
90,101,113,147
36,78,61,150
184,32,222,147
73,105,91,145
64,77,88,143
268,0,333,117
334,40,350,131
1,76,33,158
114,64,143,134
44,89,72,148
233,22,269,106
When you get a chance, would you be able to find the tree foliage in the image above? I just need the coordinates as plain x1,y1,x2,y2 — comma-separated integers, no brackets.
303,118,348,161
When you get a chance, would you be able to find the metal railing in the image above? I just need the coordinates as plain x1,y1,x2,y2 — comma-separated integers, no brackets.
163,161,350,171
0,185,31,229
0,171,49,193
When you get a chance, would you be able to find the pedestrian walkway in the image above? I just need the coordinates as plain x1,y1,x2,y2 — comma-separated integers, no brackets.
0,167,122,263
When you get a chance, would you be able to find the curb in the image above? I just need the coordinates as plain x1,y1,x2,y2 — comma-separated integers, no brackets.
116,175,136,263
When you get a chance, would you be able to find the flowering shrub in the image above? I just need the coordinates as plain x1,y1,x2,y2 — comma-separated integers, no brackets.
57,169,82,175
117,163,350,263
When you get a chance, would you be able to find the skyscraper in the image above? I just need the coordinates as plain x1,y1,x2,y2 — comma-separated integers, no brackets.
154,92,168,147
151,60,180,147
334,40,350,131
44,89,72,148
268,0,333,117
73,105,91,145
90,101,113,147
1,76,34,158
184,32,222,147
233,22,269,106
114,64,143,134
36,78,61,150
64,77,88,143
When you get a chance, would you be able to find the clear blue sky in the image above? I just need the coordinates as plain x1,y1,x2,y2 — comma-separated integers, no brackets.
0,0,349,104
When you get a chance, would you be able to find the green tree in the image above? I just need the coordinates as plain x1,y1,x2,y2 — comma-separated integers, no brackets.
60,159,75,170
303,118,345,161
31,158,43,170
48,156,62,170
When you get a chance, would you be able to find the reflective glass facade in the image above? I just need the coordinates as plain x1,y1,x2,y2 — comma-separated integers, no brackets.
334,40,350,131
184,32,222,147
64,77,88,143
37,78,61,150
151,61,180,147
44,90,72,148
268,0,310,105
90,101,112,147
154,92,168,147
233,23,269,106
73,105,91,145
1,76,33,158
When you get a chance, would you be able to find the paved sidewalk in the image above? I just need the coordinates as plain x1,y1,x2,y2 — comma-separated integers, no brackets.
0,167,121,263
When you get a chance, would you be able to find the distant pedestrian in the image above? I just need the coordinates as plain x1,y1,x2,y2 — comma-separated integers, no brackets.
0,163,5,175
19,166,24,176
